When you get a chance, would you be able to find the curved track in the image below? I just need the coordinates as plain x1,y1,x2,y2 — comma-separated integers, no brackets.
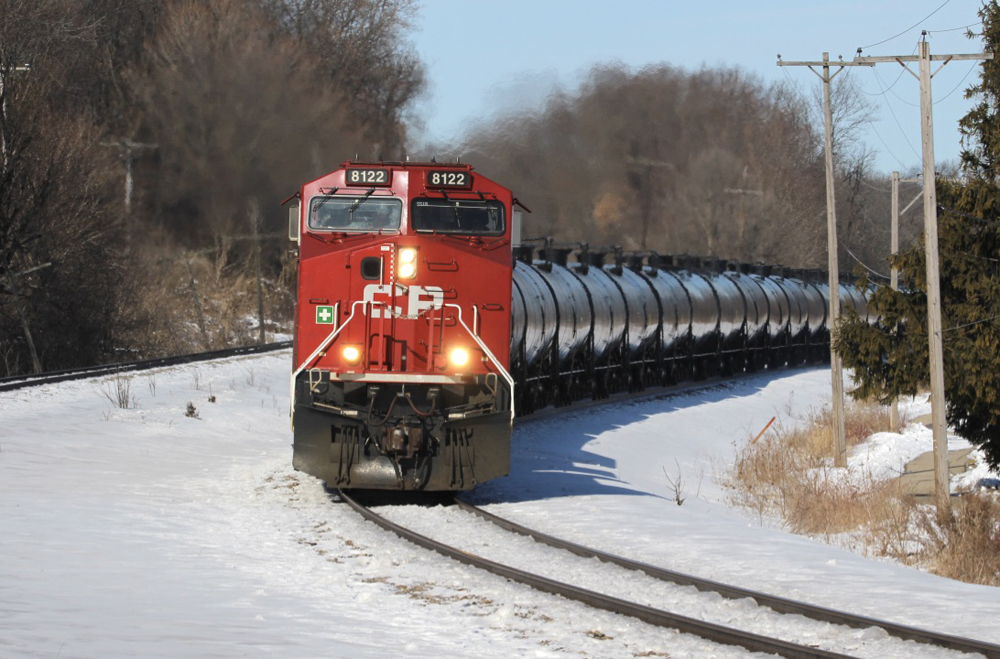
341,490,861,659
454,498,1000,659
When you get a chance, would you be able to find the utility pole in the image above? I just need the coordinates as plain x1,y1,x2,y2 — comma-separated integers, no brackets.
248,197,267,346
0,61,30,168
103,139,157,254
857,38,992,517
5,262,52,374
625,156,674,250
889,172,922,432
777,52,873,468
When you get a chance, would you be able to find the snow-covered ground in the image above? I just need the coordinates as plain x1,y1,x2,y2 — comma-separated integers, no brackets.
1,352,997,658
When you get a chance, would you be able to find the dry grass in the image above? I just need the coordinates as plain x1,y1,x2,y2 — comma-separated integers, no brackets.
915,493,1000,586
730,400,899,534
728,399,1000,586
121,239,294,358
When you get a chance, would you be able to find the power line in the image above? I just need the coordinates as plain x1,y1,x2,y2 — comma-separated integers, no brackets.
943,313,1000,333
858,68,906,95
864,115,909,169
858,52,911,96
870,68,922,159
926,21,983,34
939,204,1000,228
856,176,892,193
944,249,1000,264
935,59,979,103
845,245,891,280
874,67,920,107
858,0,953,51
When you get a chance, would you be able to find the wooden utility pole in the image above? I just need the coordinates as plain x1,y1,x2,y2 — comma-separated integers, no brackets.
778,52,873,468
102,139,157,254
183,256,211,350
0,62,31,168
5,262,52,374
248,197,267,346
625,156,674,250
889,172,922,432
857,38,993,516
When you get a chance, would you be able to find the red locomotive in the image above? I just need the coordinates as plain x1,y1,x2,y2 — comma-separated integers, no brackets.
288,161,518,490
288,161,867,492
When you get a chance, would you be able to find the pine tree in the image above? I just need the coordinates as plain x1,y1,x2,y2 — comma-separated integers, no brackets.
836,1,1000,469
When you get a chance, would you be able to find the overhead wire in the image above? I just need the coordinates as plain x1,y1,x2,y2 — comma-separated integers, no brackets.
870,67,922,160
944,249,1000,264
858,0,953,51
856,177,892,193
939,204,1000,228
935,59,980,103
834,66,912,169
845,245,891,280
874,67,920,107
863,115,909,169
926,21,983,34
852,10,987,171
857,61,908,96
943,314,1000,333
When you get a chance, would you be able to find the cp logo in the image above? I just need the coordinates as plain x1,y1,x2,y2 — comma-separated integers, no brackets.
363,284,444,319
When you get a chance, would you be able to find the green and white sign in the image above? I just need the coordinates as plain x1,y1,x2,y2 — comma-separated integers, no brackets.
315,306,335,324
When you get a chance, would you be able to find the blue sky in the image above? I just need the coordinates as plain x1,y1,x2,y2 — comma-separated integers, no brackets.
410,1,988,174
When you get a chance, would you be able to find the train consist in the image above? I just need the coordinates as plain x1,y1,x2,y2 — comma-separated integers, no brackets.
288,161,868,491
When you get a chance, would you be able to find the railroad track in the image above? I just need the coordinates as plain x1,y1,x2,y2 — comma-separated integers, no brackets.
340,491,1000,659
0,341,292,392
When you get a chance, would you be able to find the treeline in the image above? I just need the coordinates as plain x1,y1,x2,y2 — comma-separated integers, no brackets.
0,0,423,375
2,2,934,377
450,64,920,272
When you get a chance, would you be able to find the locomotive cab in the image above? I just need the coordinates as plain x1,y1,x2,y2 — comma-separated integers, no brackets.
290,162,514,491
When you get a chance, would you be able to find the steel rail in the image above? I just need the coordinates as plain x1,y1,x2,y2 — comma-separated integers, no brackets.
455,498,1000,659
0,341,292,392
339,490,857,659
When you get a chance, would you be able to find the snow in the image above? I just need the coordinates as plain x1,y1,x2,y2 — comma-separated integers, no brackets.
1,353,998,658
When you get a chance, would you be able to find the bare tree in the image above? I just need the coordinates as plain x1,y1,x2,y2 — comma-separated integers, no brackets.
260,0,425,155
0,0,132,374
129,0,358,246
456,64,830,267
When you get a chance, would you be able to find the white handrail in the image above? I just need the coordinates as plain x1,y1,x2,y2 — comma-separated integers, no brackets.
444,303,516,419
289,300,515,424
289,300,366,424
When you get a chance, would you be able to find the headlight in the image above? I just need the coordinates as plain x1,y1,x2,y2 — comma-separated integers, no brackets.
449,348,469,368
398,248,417,279
342,346,362,365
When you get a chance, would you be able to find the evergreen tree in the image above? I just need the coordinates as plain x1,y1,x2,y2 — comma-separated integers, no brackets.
836,1,1000,469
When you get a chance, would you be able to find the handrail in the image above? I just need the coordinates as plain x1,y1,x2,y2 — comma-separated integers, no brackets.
289,300,515,423
444,303,515,419
289,300,367,425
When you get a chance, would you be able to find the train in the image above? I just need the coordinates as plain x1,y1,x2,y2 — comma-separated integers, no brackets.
287,161,868,491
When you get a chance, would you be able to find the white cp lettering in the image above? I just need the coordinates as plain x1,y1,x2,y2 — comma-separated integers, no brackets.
362,284,401,319
362,284,444,319
407,285,444,317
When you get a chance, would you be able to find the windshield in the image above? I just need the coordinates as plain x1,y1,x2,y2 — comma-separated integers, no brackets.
308,196,402,232
411,199,505,235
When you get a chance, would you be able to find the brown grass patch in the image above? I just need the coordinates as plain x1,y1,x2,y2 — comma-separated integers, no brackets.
915,492,1000,586
728,399,1000,585
730,400,902,535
